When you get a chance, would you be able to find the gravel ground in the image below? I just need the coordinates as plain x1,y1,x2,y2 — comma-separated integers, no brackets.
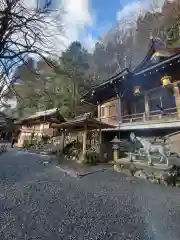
0,150,180,239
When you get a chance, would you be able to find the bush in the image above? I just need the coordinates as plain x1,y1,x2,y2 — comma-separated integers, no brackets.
63,140,76,155
42,135,50,143
85,149,100,165
63,141,82,160
23,140,30,149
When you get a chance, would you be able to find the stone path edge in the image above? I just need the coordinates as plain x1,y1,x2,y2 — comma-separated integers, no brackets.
56,166,110,178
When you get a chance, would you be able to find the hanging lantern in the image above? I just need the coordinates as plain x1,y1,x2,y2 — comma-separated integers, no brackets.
161,75,171,87
134,86,141,96
161,75,174,95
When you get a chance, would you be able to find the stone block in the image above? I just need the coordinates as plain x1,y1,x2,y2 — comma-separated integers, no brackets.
134,170,148,180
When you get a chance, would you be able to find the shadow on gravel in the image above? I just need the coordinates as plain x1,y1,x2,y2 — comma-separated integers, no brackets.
56,159,113,179
0,151,49,185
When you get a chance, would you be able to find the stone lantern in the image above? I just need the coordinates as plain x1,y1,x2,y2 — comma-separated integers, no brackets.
111,136,121,162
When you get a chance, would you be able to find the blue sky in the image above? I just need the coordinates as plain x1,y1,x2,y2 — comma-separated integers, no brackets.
36,0,165,52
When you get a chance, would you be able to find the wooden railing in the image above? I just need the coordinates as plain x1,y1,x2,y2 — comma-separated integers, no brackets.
99,116,117,126
122,107,179,124
99,107,180,126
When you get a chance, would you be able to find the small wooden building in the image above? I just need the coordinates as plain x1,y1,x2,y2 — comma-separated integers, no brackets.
16,108,65,147
51,112,115,161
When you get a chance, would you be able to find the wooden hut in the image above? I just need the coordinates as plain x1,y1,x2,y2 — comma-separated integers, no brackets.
16,108,65,147
51,112,115,161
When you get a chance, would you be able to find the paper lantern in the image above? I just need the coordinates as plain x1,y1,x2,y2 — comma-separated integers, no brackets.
161,75,171,87
134,86,140,96
161,75,174,95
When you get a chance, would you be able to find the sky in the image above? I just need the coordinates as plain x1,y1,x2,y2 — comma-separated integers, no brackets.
22,0,167,55
34,0,167,53
55,0,166,52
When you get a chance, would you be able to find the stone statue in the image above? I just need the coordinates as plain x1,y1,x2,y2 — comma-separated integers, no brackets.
130,132,169,166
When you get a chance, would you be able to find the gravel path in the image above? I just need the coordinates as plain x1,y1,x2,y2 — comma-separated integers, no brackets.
0,150,180,239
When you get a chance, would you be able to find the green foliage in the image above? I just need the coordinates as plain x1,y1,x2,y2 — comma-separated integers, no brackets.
63,140,82,159
85,149,100,165
23,140,30,149
10,42,94,119
42,135,50,143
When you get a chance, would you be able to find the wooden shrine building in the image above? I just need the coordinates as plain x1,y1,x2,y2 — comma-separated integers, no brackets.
81,39,180,139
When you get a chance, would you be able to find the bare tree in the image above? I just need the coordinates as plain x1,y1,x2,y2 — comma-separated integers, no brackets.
0,0,64,106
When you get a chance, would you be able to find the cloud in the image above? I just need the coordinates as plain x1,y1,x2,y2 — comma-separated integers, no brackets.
20,0,95,54
48,0,96,53
116,0,150,24
61,0,94,49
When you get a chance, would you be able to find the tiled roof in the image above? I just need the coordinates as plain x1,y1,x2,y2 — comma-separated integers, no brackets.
51,112,115,130
25,108,58,120
16,108,64,124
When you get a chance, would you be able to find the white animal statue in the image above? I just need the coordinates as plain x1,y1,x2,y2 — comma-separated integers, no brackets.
130,132,168,165
136,136,169,166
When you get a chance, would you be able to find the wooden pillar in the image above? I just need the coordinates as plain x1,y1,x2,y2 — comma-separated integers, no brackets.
174,85,180,117
144,92,150,119
98,103,101,121
99,127,102,161
60,129,65,151
99,128,102,144
82,124,87,155
116,94,122,143
116,95,122,124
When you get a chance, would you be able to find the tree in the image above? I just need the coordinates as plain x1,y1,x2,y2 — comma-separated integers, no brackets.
90,0,180,78
8,41,94,119
59,41,92,117
0,0,63,104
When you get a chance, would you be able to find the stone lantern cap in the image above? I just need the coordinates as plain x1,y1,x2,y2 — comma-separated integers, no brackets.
111,136,121,144
111,136,121,150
